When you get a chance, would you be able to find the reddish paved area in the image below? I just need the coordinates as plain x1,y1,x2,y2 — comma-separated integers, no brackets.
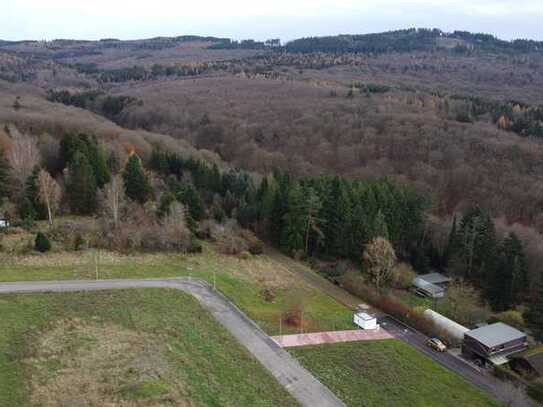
272,328,393,348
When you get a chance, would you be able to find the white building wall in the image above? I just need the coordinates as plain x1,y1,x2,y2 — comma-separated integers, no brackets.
424,309,469,342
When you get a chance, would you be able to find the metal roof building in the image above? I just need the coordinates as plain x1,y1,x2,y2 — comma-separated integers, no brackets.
412,272,452,299
462,322,528,365
417,273,452,286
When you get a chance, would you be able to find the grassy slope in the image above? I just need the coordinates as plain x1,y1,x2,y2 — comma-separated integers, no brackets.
0,289,299,407
0,246,353,335
290,340,501,407
0,245,503,406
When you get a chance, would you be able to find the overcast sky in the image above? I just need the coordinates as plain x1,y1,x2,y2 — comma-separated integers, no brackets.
3,0,543,42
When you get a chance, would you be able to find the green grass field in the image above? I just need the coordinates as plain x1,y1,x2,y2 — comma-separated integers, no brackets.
0,246,353,335
290,340,502,407
0,289,299,407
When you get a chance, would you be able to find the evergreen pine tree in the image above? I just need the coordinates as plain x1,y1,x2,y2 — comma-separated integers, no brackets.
18,197,37,222
487,253,513,312
211,164,223,195
269,174,289,246
281,184,306,254
67,152,97,214
34,232,51,253
303,187,324,256
525,277,543,341
457,207,497,284
443,215,459,266
256,177,269,221
348,196,370,260
60,133,110,187
179,185,204,221
21,166,47,220
320,177,352,257
60,133,88,169
504,233,528,304
123,154,151,204
86,137,111,188
150,148,169,175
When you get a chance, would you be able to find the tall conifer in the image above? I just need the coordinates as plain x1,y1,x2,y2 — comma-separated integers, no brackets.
123,154,151,204
67,152,97,214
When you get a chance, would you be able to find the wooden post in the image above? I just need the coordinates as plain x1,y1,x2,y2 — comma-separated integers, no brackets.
94,251,99,280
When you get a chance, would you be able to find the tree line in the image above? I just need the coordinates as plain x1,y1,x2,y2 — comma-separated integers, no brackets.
285,28,543,55
47,90,142,122
2,136,543,337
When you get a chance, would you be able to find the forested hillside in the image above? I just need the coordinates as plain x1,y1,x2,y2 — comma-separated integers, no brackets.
286,28,543,54
1,28,543,339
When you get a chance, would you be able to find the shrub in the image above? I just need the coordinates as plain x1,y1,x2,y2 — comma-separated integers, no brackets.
239,250,251,260
260,288,276,302
436,281,491,326
319,262,350,283
34,232,51,253
527,380,543,403
219,235,248,255
391,262,417,289
188,237,203,253
73,233,85,251
247,238,264,255
340,271,381,305
491,310,525,330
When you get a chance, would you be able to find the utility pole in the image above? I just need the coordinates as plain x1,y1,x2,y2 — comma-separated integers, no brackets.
94,250,99,280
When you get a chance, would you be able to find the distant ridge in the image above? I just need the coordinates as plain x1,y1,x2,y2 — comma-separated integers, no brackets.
285,28,543,54
2,28,542,54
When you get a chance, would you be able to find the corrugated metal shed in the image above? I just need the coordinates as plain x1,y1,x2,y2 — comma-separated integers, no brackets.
413,277,444,297
417,272,452,285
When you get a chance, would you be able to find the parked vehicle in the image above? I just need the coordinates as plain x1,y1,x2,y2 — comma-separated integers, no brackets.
427,337,447,352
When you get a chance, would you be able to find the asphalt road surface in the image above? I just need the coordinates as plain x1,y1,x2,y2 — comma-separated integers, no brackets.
0,278,346,407
380,316,534,407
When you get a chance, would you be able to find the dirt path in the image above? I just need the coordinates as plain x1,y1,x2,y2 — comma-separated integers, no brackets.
0,278,346,407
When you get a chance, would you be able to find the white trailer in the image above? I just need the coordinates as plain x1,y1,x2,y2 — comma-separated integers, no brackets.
353,312,377,330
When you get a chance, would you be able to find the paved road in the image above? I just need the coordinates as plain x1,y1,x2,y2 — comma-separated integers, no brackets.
0,278,346,407
380,316,533,407
268,252,533,406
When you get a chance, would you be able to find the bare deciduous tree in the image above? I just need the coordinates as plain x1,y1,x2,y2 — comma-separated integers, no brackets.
363,237,397,289
6,128,40,189
102,175,126,227
162,201,191,250
37,169,61,226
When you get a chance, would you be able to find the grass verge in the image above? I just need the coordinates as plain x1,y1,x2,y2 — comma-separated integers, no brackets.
0,289,299,407
0,246,353,335
289,340,502,407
